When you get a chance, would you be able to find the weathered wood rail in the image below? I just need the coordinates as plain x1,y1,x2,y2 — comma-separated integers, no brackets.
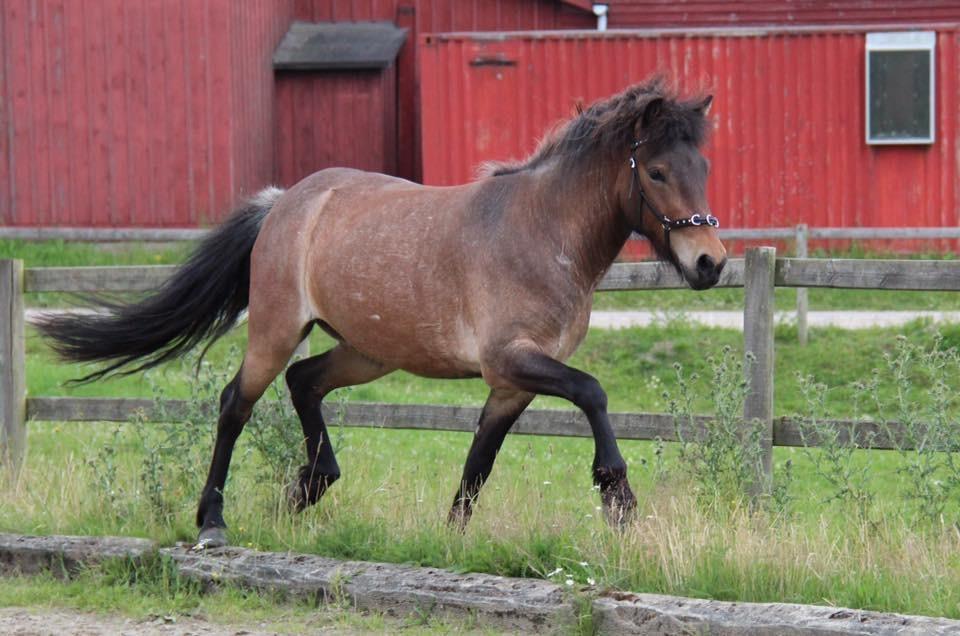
7,223,960,345
4,249,960,498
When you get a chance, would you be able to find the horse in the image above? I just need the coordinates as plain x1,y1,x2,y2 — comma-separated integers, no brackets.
38,77,726,548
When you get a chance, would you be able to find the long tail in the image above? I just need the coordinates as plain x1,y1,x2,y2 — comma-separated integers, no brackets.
36,187,285,384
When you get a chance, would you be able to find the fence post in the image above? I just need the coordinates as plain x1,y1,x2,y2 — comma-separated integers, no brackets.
795,224,809,345
0,259,26,472
743,247,775,500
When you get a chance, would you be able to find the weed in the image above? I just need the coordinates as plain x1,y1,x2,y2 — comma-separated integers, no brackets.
860,335,960,524
245,379,304,489
796,374,876,519
85,425,127,521
670,346,761,504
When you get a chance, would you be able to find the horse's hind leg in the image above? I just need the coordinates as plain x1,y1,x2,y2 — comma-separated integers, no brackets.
285,344,393,511
448,389,534,530
195,318,306,547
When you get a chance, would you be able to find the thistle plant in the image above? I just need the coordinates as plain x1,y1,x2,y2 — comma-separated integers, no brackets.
669,346,760,504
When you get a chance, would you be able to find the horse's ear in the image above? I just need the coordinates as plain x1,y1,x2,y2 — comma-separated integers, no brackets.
641,97,664,130
695,95,713,116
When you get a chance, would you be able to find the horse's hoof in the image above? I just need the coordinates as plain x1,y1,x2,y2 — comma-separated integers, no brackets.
601,481,638,530
286,480,308,513
446,503,472,533
603,501,636,530
192,526,228,551
286,467,339,513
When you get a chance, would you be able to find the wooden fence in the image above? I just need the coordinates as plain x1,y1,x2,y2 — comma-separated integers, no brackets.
4,224,959,346
3,248,960,496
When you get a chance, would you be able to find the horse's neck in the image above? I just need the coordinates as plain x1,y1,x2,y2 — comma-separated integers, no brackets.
532,163,631,286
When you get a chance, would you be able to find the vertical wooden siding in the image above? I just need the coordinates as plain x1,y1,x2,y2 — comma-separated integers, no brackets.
275,69,398,185
0,0,291,227
0,0,592,226
420,28,960,235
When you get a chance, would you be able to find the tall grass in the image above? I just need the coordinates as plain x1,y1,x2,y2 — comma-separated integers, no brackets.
5,336,960,619
7,234,960,618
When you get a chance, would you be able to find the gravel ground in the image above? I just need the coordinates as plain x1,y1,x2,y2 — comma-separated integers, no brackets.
27,309,960,331
589,309,960,330
0,608,279,636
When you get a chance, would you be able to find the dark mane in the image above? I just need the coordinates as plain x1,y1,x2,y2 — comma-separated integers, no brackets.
481,77,709,178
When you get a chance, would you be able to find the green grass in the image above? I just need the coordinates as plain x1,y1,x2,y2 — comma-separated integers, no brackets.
5,418,960,621
0,239,194,267
9,238,960,623
14,321,960,620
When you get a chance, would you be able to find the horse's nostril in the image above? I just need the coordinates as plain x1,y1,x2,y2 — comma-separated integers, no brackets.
696,254,716,274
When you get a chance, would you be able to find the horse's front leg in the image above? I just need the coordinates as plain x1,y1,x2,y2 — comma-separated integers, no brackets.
482,341,637,526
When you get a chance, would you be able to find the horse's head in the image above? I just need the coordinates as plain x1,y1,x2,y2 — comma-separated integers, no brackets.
620,94,727,290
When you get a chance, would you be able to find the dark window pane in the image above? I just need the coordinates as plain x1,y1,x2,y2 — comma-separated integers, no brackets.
868,50,931,141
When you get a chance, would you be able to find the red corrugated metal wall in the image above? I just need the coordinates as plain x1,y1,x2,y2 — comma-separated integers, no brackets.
0,0,290,227
604,1,960,28
420,27,960,236
276,0,593,185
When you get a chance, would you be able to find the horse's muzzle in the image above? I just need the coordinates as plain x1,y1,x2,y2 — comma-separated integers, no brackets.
685,254,726,290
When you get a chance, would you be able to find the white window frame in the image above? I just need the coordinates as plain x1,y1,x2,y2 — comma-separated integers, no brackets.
865,31,936,145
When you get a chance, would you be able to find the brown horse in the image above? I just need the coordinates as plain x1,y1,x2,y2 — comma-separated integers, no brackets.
38,78,726,547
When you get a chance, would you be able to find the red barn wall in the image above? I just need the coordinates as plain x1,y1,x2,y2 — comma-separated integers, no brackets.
275,69,399,185
420,27,960,235
276,0,594,186
7,1,958,230
603,1,960,28
0,0,290,228
0,0,593,226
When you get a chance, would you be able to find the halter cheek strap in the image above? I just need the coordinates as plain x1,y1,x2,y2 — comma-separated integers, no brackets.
629,140,719,249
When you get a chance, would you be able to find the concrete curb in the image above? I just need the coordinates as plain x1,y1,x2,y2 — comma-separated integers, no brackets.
592,592,960,635
2,533,960,634
161,545,574,632
0,533,156,576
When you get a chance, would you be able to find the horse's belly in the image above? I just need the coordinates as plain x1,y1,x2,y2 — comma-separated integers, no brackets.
322,304,483,379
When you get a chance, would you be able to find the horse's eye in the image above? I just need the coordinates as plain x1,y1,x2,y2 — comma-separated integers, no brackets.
648,168,666,183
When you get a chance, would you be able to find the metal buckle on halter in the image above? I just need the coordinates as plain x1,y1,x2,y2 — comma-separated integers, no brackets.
690,213,703,226
705,214,720,228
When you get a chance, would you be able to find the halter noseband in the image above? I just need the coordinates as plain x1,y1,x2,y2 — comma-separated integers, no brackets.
629,139,719,248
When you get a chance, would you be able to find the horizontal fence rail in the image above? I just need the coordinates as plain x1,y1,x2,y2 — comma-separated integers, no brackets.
4,250,960,500
0,227,209,242
22,258,960,293
5,225,960,244
24,397,926,452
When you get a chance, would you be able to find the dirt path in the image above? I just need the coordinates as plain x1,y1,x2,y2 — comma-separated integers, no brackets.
29,308,960,331
0,608,285,636
589,309,960,329
0,606,494,635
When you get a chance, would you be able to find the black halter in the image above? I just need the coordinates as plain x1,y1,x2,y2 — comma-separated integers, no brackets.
628,139,719,248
